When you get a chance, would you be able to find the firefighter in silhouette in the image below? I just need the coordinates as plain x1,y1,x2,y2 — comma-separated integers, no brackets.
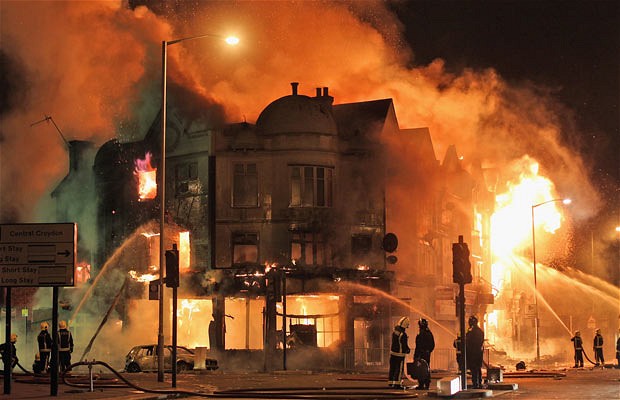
466,315,485,389
388,317,410,389
37,322,52,372
453,332,463,372
593,328,604,366
413,318,435,390
32,353,45,374
58,320,74,373
0,333,18,370
571,330,584,367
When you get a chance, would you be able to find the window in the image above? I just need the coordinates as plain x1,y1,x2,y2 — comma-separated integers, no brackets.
290,166,333,207
351,234,372,256
291,231,330,267
232,233,259,265
233,163,258,207
175,162,199,197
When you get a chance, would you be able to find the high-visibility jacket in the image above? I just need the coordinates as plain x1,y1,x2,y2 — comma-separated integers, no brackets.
594,333,604,349
572,336,583,350
37,330,52,353
58,329,74,353
390,326,410,357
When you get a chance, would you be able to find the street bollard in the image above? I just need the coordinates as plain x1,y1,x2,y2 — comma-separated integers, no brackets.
89,360,94,392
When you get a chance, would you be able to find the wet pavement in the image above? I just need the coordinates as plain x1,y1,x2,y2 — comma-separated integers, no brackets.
1,365,619,399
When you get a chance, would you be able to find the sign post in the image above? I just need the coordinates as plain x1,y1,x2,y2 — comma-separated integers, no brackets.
0,223,76,287
0,223,76,396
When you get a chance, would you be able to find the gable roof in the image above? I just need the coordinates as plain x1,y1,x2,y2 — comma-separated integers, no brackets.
333,99,394,139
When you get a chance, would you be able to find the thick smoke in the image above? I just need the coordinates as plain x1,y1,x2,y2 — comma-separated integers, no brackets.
0,0,600,222
0,0,606,362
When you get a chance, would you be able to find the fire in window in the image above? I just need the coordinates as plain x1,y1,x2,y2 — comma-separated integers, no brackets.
134,152,157,201
291,231,330,267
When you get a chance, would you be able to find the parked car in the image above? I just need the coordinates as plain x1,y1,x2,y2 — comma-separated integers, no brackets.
124,344,218,373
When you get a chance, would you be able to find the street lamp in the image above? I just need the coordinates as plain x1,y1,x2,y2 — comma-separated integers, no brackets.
531,197,571,362
158,33,239,382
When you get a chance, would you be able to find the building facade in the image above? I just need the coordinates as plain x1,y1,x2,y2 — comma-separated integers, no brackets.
52,82,494,370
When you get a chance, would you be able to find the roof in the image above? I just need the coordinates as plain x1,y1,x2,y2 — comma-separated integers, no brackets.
333,99,394,139
256,93,337,136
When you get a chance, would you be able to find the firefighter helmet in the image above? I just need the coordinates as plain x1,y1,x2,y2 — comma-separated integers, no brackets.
575,330,581,337
40,322,49,330
595,328,601,334
59,320,67,329
468,315,479,327
418,318,428,329
397,317,410,328
10,333,17,343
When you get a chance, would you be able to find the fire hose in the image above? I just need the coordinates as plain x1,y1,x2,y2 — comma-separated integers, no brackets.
580,348,597,365
59,360,420,399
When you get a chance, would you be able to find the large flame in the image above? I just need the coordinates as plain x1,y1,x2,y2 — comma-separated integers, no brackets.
491,157,565,259
134,152,157,201
488,156,571,357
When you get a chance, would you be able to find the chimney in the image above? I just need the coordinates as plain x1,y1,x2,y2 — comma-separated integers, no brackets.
69,140,95,171
291,82,299,96
317,86,333,107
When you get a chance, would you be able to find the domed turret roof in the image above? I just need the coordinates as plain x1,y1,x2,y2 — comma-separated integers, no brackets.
256,83,337,136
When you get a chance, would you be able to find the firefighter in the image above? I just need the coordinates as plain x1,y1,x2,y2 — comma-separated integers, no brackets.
0,333,18,370
453,332,463,372
58,320,74,373
37,322,52,372
593,328,604,366
32,353,45,374
571,330,584,368
388,316,411,389
466,315,485,389
413,318,435,390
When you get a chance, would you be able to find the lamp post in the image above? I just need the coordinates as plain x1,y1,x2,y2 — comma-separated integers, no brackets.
158,33,238,382
531,197,571,362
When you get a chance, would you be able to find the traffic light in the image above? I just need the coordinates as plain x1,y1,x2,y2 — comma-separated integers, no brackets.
452,238,472,284
165,244,179,288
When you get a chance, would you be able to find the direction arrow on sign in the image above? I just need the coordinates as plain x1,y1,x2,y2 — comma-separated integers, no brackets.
0,223,76,287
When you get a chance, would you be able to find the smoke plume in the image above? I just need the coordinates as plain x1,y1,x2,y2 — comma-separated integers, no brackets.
0,0,599,222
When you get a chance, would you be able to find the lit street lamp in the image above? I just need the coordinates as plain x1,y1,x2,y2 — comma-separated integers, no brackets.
158,33,238,383
531,197,571,362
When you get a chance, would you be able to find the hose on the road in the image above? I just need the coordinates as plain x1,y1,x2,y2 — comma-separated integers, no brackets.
581,348,597,365
60,360,420,399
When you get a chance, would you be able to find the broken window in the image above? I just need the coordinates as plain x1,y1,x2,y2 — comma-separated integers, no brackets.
175,162,199,197
291,231,330,266
233,163,258,207
232,232,259,265
290,165,333,207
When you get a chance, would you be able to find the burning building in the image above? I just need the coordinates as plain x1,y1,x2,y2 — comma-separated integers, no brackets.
52,82,502,370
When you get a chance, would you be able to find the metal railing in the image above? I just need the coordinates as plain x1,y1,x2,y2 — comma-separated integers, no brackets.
343,347,457,371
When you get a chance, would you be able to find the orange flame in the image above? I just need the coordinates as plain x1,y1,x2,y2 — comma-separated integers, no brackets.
491,158,565,258
128,270,158,282
75,262,91,284
134,152,157,201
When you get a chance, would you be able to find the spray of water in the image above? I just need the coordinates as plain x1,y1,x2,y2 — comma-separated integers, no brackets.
69,221,159,323
338,281,456,337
